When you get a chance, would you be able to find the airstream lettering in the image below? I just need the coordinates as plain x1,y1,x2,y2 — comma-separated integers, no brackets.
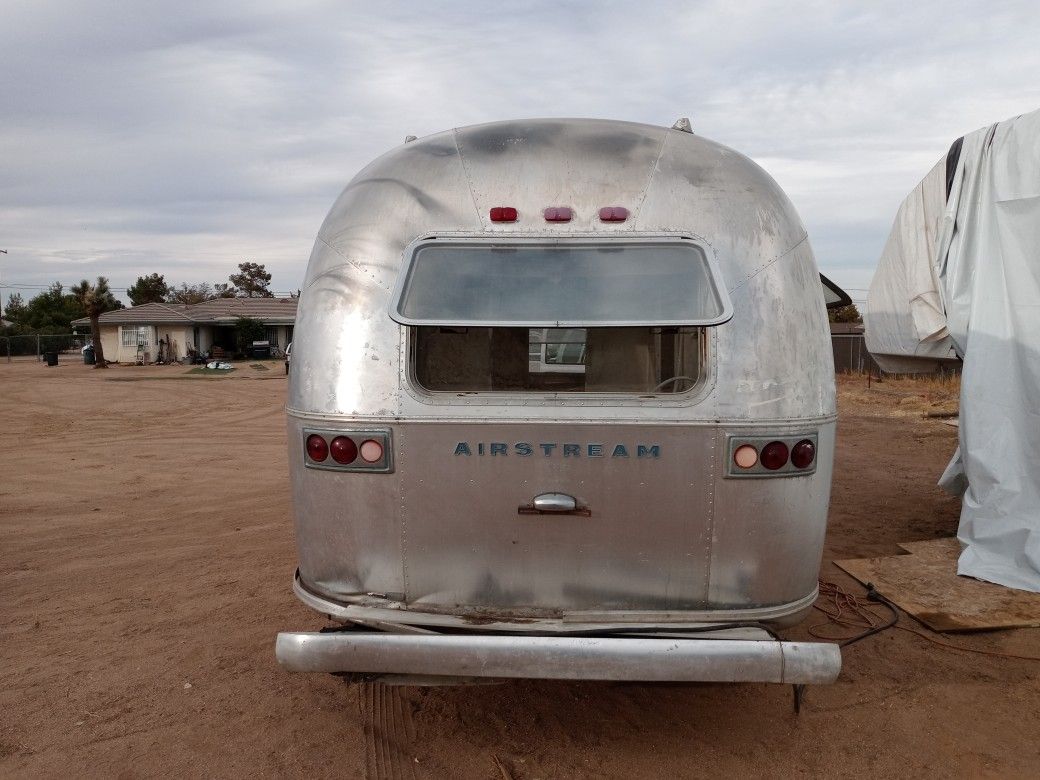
276,118,842,689
452,441,658,458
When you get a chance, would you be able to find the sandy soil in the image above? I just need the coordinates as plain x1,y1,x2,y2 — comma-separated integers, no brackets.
1,362,1038,778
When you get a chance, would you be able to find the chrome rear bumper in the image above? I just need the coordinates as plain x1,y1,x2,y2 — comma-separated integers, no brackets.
275,631,841,684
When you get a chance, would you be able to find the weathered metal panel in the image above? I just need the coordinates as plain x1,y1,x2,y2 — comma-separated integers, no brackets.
709,420,836,608
396,422,715,611
285,118,837,636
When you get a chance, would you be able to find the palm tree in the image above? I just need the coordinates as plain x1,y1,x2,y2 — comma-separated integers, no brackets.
72,277,119,369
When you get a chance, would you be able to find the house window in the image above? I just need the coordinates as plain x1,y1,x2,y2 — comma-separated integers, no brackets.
121,326,150,348
265,326,280,347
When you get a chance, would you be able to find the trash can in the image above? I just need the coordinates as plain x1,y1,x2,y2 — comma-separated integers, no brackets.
83,345,96,365
44,351,59,367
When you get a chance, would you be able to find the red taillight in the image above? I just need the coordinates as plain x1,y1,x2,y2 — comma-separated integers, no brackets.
791,439,816,469
306,434,328,462
599,206,628,222
359,439,384,463
330,436,358,464
544,206,572,222
760,441,789,470
489,206,518,222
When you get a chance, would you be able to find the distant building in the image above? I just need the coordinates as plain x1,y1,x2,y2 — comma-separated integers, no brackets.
72,298,297,362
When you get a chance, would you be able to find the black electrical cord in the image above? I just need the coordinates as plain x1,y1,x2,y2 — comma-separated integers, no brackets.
835,582,900,648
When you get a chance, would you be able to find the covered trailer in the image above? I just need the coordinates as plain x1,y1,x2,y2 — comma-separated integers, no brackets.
866,108,1040,593
276,118,843,685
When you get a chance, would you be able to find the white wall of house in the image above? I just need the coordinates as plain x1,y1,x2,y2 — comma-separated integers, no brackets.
95,321,293,362
154,326,195,361
98,325,120,362
100,324,190,362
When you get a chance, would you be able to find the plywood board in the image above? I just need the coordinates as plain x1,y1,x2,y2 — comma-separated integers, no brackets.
835,537,1040,632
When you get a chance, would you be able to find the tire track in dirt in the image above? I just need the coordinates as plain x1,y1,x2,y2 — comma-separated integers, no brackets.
358,684,419,780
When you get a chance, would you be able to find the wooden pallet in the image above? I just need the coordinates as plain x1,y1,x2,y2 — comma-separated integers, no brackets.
835,537,1040,632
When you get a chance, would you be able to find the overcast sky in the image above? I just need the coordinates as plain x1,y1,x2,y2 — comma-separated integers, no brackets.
2,0,1038,307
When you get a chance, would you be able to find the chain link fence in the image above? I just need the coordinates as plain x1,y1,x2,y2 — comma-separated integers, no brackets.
831,334,882,374
1,334,91,363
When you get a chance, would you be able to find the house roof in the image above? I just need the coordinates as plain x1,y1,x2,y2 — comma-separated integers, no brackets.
72,297,298,327
183,297,298,324
72,301,194,326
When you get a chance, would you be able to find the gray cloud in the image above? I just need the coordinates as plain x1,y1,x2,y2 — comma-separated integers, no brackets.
2,0,1039,304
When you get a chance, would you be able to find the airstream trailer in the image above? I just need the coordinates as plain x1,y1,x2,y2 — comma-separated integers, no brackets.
276,118,842,688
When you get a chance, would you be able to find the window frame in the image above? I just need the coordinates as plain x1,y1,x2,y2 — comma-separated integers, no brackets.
406,324,710,400
387,235,734,329
120,325,151,348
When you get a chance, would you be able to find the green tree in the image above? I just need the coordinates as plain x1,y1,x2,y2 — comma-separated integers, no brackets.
71,277,121,368
21,283,86,332
3,293,26,322
828,303,862,324
167,282,215,305
228,262,273,298
234,316,267,356
127,273,170,305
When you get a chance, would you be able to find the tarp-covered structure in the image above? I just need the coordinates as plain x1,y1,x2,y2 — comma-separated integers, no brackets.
865,108,1040,593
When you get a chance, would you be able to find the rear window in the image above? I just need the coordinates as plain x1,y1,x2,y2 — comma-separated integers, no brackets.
396,238,726,395
390,239,730,327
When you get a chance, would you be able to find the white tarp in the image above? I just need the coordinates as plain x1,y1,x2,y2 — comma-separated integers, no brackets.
865,158,959,371
866,108,1040,593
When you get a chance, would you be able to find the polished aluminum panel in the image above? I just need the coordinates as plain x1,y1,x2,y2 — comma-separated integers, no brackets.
275,632,842,684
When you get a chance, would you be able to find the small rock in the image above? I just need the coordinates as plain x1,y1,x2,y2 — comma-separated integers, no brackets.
183,682,192,690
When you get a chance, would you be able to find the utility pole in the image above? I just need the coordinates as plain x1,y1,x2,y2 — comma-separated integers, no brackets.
0,249,7,320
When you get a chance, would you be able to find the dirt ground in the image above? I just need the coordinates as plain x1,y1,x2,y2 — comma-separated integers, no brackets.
2,362,1038,779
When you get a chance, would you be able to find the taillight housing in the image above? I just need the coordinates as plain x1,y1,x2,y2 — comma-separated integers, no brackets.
725,432,818,478
302,429,393,473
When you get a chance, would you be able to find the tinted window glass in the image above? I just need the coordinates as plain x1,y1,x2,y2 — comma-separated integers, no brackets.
393,241,727,326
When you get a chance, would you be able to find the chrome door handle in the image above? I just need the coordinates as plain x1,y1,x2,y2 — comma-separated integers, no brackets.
518,493,591,517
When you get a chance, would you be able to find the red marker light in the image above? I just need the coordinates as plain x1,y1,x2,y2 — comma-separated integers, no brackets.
489,206,518,222
306,434,328,462
760,441,789,470
791,439,816,469
599,206,628,222
330,436,358,464
544,206,573,222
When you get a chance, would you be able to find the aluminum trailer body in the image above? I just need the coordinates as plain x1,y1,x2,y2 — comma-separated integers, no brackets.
277,118,840,686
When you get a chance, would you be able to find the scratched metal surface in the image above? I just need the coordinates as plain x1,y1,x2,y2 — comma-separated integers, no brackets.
286,118,835,623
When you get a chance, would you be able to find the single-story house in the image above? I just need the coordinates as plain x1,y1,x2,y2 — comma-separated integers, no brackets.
72,298,297,363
